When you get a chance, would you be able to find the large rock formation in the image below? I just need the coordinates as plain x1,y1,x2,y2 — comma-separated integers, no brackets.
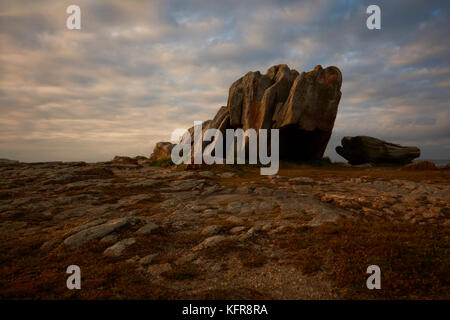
336,136,420,165
151,64,342,162
225,64,342,160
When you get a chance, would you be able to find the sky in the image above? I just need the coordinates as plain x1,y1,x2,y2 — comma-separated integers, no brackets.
0,0,449,162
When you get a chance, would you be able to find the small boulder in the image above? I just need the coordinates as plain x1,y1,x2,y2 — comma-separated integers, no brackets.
201,225,222,236
104,238,136,257
193,235,227,251
149,142,175,161
111,156,138,164
230,226,246,234
64,217,133,248
136,222,160,235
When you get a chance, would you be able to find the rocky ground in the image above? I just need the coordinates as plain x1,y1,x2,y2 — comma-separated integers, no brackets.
0,159,448,299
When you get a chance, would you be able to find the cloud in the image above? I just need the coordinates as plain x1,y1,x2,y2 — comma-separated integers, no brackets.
0,0,449,162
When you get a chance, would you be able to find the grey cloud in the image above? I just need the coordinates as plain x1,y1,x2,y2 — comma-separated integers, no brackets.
0,0,449,162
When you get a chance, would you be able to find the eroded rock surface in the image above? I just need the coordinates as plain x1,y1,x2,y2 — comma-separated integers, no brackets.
0,160,448,299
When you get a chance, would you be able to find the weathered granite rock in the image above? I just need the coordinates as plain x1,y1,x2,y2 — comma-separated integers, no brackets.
149,142,175,161
104,238,136,257
227,64,299,130
336,136,420,165
136,222,160,235
152,64,342,162
272,65,342,160
226,64,342,160
192,235,227,251
64,217,133,248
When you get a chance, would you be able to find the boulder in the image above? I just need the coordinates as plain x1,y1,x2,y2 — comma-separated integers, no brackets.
152,64,342,162
111,156,138,164
273,65,342,160
136,222,160,235
104,238,136,257
226,64,342,160
336,136,420,165
149,142,175,161
192,235,227,251
227,64,299,130
64,217,134,248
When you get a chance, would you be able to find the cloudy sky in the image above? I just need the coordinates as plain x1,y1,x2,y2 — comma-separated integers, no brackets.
1,0,449,162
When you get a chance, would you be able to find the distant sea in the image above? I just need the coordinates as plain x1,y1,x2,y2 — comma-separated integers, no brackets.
416,159,450,166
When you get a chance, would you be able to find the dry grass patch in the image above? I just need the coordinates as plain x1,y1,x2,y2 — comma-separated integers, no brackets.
239,252,267,268
0,235,179,299
274,220,449,299
199,237,245,260
161,263,201,280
